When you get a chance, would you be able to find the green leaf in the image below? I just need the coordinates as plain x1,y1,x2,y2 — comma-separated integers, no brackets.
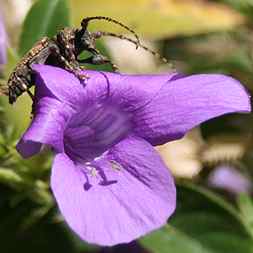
217,0,253,17
0,168,24,189
176,182,242,223
141,183,253,253
70,0,244,40
141,225,213,253
19,0,70,56
200,233,253,253
0,186,79,253
141,225,253,253
238,194,253,221
237,194,253,238
4,47,19,77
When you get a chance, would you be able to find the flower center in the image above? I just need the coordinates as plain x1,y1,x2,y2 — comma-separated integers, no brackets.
63,101,131,188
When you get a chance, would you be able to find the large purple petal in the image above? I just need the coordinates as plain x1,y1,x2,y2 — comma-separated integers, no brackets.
133,74,251,145
51,135,176,246
32,65,179,111
17,97,74,158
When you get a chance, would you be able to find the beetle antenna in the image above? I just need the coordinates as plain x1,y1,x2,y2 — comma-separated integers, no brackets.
81,16,140,48
93,31,169,64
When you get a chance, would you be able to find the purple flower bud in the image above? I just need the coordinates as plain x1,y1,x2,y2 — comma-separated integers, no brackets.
208,165,251,194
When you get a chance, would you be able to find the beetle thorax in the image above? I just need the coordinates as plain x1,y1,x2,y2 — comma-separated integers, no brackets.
56,27,77,61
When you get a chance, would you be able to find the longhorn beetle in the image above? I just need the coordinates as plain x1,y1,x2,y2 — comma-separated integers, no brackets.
3,16,168,104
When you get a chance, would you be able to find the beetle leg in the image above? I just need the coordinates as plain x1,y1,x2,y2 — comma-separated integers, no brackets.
79,56,118,72
16,74,37,115
49,45,89,83
14,74,34,100
78,48,118,72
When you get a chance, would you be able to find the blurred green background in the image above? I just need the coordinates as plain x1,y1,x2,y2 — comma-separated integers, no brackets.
0,0,253,252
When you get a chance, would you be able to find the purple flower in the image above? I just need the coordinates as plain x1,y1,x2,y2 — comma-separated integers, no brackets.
16,65,250,246
208,164,252,194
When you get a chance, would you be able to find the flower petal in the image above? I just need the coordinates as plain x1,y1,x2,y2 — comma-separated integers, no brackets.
133,74,251,145
17,97,74,158
33,64,179,111
32,64,87,105
51,135,176,246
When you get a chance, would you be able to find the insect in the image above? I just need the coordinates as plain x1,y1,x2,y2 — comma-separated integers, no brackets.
4,16,168,105
5,16,140,104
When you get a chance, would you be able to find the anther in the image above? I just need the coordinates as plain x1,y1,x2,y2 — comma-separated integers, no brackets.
110,160,122,171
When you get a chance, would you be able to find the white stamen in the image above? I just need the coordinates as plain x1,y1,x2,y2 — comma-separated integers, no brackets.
86,165,99,177
91,168,99,177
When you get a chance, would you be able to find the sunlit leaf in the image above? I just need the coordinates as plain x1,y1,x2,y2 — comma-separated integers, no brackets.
4,47,19,77
70,0,244,40
237,194,253,238
19,0,70,56
0,168,24,189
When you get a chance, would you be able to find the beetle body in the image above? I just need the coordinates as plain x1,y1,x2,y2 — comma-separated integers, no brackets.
6,16,158,105
7,37,55,103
